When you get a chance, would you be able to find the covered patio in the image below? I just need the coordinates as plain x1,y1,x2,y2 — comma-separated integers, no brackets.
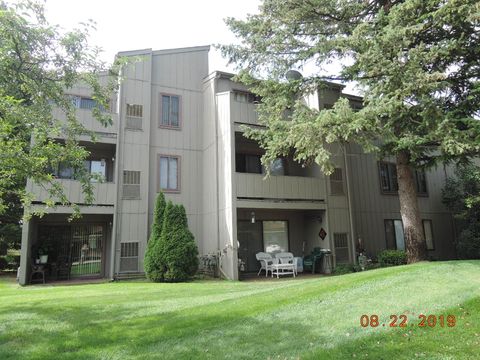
20,213,113,284
236,208,331,279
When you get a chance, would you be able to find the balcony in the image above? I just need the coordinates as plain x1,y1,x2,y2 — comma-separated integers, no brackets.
234,132,325,200
51,104,118,142
27,179,116,206
230,93,259,125
26,141,117,206
235,173,326,200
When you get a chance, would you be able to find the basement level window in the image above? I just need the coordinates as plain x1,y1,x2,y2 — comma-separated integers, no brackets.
120,242,139,272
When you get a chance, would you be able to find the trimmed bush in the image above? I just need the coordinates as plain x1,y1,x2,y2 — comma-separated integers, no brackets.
456,227,480,259
144,192,167,281
333,264,355,275
158,204,198,282
4,254,20,270
144,195,199,282
377,250,407,267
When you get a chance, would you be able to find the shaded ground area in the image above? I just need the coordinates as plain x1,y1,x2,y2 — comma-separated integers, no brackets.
0,261,479,359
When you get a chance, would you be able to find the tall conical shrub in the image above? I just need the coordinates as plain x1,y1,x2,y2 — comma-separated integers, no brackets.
159,204,199,282
144,192,166,281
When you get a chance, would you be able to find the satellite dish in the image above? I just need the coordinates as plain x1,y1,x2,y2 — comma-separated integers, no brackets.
285,70,303,81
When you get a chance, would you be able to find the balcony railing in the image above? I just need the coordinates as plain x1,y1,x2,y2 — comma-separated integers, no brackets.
235,173,326,200
230,98,259,125
51,108,118,137
27,179,116,206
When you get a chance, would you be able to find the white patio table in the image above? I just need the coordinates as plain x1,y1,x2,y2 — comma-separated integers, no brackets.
271,263,296,278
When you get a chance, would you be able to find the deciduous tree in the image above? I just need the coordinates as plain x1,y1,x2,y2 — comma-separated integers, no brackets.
0,0,122,218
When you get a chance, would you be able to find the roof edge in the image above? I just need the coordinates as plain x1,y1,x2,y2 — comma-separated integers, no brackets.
117,45,210,58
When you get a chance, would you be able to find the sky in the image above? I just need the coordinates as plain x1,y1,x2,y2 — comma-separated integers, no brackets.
42,0,356,94
43,0,261,74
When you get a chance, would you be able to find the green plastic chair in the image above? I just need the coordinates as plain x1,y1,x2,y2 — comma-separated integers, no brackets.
303,247,323,274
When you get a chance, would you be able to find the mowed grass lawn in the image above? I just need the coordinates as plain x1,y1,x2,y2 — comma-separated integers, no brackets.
1,261,479,359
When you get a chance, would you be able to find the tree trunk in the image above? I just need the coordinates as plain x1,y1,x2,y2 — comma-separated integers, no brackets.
396,151,427,263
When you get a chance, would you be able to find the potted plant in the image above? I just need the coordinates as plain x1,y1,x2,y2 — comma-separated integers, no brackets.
37,243,52,264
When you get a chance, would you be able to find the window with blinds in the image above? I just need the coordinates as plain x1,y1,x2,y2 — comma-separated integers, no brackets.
123,170,140,199
159,94,180,128
126,104,143,130
330,168,344,195
379,161,428,196
423,219,434,250
158,155,180,192
120,242,139,272
334,233,350,263
69,95,105,111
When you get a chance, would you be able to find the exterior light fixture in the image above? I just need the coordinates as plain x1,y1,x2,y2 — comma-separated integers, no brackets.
251,211,256,224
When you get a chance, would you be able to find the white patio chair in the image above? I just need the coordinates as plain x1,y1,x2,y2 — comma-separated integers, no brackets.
256,252,278,277
275,252,297,275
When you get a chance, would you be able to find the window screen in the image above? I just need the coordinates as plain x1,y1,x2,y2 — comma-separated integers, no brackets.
330,168,344,195
126,104,143,130
120,242,139,272
334,233,350,263
123,170,140,199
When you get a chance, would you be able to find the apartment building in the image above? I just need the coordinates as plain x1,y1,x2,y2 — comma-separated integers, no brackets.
18,46,456,285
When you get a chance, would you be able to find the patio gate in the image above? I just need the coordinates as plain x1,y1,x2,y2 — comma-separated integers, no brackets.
37,224,104,278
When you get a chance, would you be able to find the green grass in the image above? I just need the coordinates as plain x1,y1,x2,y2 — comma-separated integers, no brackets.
70,261,101,276
1,261,479,359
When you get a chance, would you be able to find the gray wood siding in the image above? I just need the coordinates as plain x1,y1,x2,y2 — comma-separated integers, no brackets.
230,100,258,125
347,144,456,258
216,92,238,279
236,173,326,200
200,79,219,255
116,54,152,274
51,107,118,136
27,179,116,205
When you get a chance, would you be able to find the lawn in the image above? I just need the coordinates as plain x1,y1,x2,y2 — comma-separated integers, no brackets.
1,261,479,359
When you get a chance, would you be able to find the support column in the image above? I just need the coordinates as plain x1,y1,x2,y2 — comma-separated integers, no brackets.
19,219,32,285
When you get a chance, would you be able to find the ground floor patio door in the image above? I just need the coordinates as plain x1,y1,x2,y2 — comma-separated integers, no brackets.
237,221,263,272
237,220,290,272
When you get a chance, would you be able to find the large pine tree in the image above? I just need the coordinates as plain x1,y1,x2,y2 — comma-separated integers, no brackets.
221,0,480,263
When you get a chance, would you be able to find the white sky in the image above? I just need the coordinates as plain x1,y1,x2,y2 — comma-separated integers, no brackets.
43,0,261,74
42,0,357,94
